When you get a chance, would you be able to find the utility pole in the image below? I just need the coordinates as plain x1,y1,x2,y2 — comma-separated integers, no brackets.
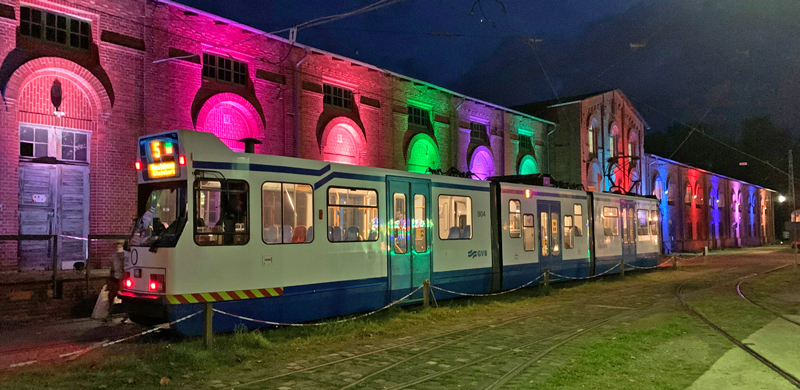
790,149,797,273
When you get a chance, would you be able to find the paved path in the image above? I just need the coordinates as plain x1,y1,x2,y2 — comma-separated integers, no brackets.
687,314,800,390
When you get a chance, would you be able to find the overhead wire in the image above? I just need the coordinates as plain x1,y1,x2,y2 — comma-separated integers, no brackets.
52,0,792,182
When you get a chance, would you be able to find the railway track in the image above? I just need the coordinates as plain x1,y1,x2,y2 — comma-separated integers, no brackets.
676,266,800,389
210,258,784,390
735,264,800,328
225,263,691,390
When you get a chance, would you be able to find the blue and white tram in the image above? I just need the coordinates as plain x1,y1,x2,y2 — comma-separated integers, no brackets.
121,130,492,334
121,130,661,335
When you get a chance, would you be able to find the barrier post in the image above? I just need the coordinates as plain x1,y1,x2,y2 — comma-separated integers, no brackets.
423,280,430,309
203,302,213,348
543,269,550,296
52,235,59,298
620,259,625,279
672,256,677,270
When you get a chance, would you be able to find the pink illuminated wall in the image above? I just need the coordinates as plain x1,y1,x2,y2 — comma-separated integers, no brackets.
470,147,495,180
196,93,260,152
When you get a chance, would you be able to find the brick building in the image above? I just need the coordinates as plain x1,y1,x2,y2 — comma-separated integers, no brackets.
514,90,647,194
517,90,775,253
0,0,557,319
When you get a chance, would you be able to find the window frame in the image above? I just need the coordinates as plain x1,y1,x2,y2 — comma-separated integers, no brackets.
326,186,379,243
323,84,354,110
602,206,619,236
193,178,250,246
437,194,473,240
563,214,574,249
407,106,431,127
261,181,315,245
202,52,248,86
469,121,489,143
636,209,649,237
573,203,583,236
20,6,91,51
508,199,521,238
522,213,535,251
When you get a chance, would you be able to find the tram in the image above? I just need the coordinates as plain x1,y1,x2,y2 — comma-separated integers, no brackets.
120,130,660,335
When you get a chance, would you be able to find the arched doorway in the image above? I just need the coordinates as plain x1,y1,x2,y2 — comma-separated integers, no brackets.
320,117,366,165
196,93,261,152
470,146,495,180
406,133,440,174
518,155,538,175
6,58,111,270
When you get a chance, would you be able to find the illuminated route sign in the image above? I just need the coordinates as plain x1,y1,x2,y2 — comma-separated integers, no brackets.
148,161,177,178
138,132,184,181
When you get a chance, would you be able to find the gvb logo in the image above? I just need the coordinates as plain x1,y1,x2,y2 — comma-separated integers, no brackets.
468,250,488,258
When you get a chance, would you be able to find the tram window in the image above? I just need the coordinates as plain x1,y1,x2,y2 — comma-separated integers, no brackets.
650,210,659,236
551,212,560,255
392,193,407,253
603,207,619,236
194,179,249,246
438,195,472,240
327,187,379,242
573,204,583,236
262,182,313,244
540,212,549,256
621,208,628,243
523,214,535,251
509,200,521,238
414,194,427,253
564,215,574,249
637,209,649,237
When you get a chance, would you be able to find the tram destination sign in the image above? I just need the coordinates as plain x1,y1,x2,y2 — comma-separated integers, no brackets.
138,132,184,181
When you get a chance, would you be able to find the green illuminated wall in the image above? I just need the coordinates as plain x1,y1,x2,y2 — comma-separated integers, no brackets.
519,154,538,175
407,134,440,174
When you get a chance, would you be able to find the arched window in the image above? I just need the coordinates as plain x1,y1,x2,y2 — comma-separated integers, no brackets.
667,179,676,206
696,184,703,207
653,176,664,200
470,147,495,180
685,184,693,205
588,117,599,154
628,131,639,157
609,124,620,157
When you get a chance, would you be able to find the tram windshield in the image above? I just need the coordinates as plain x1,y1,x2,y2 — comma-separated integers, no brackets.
130,181,187,248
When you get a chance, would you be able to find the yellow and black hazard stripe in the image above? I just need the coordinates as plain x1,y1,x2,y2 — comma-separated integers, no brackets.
166,287,283,305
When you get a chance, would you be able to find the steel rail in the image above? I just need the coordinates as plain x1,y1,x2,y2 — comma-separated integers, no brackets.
676,277,800,389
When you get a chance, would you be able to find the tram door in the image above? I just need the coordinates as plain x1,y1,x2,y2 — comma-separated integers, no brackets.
387,176,432,301
621,200,636,264
537,200,562,274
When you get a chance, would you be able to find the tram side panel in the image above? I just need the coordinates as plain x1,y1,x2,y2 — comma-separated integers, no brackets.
430,180,493,298
592,193,624,275
495,183,593,288
633,198,661,268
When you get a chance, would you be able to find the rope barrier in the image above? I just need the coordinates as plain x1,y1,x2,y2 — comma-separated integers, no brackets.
430,273,545,298
4,310,202,370
213,286,423,327
624,258,676,270
549,263,621,280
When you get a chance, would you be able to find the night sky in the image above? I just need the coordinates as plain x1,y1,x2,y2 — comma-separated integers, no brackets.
177,0,800,139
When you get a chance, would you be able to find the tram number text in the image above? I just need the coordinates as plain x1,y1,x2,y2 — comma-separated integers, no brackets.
477,210,486,218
